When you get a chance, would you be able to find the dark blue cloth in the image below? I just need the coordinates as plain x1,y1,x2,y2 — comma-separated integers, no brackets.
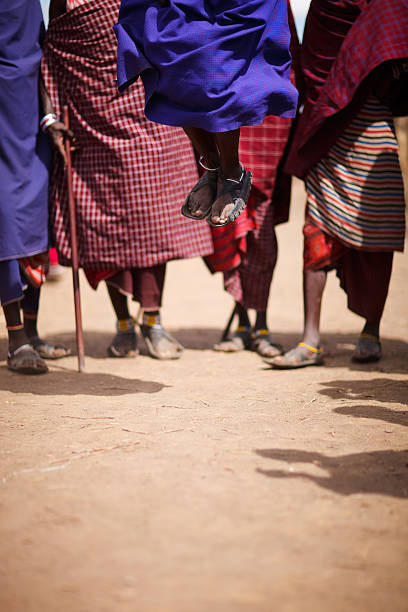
115,0,298,131
0,260,25,306
0,0,50,263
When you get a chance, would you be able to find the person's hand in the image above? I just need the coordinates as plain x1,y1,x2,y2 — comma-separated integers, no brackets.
46,121,76,164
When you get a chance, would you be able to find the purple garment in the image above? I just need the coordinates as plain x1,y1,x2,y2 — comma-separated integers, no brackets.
114,0,298,131
0,0,50,263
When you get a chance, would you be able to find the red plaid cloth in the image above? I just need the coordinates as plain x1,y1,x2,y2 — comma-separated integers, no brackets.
206,1,299,274
286,0,408,178
42,0,213,271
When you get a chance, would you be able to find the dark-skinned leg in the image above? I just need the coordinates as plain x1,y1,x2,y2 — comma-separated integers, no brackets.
107,283,130,320
254,310,267,332
183,127,220,217
235,301,250,328
3,301,26,353
106,283,137,357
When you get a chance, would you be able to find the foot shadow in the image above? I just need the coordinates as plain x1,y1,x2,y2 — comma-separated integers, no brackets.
255,448,408,498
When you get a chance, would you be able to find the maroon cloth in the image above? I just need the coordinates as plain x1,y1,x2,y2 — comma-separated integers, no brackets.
285,0,408,177
105,265,166,309
336,250,393,321
42,0,213,272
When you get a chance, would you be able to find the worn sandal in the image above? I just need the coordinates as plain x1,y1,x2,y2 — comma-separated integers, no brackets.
213,326,252,352
108,318,138,358
264,342,324,369
7,344,48,375
352,333,382,363
181,171,218,220
29,336,71,360
207,166,252,228
140,323,183,360
251,330,283,358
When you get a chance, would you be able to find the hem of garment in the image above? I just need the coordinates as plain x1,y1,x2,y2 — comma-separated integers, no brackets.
0,247,49,263
307,215,405,254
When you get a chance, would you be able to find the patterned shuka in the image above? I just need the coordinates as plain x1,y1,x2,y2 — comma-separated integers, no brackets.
42,0,213,272
306,97,405,252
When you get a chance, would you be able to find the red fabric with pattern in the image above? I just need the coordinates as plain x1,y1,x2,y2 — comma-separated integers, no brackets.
285,0,408,178
42,0,213,271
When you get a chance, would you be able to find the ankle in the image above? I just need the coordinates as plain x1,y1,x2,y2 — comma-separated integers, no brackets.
23,312,38,339
115,317,135,334
143,310,161,327
7,327,29,353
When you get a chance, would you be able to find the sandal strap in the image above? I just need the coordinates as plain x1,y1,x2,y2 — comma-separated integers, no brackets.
298,342,322,354
359,332,380,342
8,343,34,359
199,155,220,172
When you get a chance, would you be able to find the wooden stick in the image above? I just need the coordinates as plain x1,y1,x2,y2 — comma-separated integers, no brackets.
63,105,85,372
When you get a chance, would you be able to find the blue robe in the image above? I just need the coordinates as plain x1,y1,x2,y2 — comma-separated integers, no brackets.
114,0,298,132
0,0,50,304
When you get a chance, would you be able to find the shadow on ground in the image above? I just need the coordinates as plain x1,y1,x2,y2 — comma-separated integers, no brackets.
255,448,408,498
317,378,408,427
0,365,167,397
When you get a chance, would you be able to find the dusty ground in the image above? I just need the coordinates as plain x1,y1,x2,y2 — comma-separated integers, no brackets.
0,179,407,612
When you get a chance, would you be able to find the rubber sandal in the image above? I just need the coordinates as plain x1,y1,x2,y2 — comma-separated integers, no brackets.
207,167,252,228
29,336,72,360
251,330,283,358
213,326,252,352
7,344,48,375
264,342,324,369
352,333,382,363
140,323,183,360
181,171,218,220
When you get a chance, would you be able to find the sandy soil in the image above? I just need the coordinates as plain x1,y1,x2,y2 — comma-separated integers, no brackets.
0,179,407,612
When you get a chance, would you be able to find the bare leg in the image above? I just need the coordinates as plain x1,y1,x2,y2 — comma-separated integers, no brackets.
106,284,137,358
302,268,327,348
3,301,27,353
183,127,220,217
267,268,326,368
107,284,130,320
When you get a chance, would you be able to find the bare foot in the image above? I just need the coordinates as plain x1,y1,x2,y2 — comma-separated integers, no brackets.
209,165,245,225
188,171,218,218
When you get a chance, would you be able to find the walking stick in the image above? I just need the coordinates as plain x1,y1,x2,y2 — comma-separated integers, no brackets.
63,105,85,372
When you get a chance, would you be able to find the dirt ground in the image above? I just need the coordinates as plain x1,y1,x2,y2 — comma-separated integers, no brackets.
0,179,407,612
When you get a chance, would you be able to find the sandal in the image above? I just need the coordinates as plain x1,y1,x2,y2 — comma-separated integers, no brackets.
107,318,138,358
352,333,382,363
140,323,183,360
29,336,71,360
251,330,283,358
7,343,48,375
207,166,252,228
264,342,324,369
213,326,252,352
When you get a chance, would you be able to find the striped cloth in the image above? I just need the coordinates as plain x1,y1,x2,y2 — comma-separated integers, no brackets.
305,96,405,252
42,0,213,271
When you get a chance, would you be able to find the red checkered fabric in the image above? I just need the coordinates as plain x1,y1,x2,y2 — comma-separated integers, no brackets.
286,0,408,177
42,0,213,271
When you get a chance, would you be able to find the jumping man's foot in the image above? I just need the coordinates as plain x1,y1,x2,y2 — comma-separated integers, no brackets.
208,165,252,226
